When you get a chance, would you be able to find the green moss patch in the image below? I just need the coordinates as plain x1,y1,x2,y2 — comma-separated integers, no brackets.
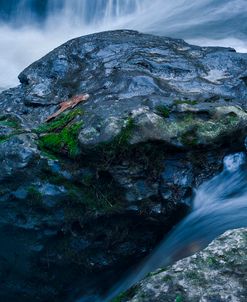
160,107,244,148
0,134,9,143
174,100,198,106
181,129,198,146
156,105,170,118
98,117,135,164
175,294,184,302
111,285,139,302
37,109,84,158
36,109,83,134
0,115,22,143
27,186,43,207
0,115,21,129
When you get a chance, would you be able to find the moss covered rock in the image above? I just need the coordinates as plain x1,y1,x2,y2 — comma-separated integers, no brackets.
122,228,247,302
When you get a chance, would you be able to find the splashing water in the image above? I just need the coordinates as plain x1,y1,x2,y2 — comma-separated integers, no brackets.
0,0,247,90
103,152,247,301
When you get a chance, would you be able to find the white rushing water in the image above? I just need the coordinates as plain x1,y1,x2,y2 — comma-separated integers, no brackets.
102,152,247,301
0,0,247,90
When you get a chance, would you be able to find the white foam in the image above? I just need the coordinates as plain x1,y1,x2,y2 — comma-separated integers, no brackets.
223,152,246,172
0,0,247,90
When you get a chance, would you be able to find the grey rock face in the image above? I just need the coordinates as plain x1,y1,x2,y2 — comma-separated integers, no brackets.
0,30,247,301
123,228,247,302
0,133,39,180
1,30,247,147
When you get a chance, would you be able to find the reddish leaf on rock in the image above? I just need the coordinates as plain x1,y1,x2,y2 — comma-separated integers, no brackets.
45,94,89,122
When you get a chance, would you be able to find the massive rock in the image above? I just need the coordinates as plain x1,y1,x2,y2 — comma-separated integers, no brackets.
0,30,247,301
119,228,247,302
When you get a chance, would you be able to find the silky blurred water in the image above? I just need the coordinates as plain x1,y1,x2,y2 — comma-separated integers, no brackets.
102,152,247,301
0,0,247,90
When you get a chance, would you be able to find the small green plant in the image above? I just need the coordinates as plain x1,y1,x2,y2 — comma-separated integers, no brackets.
156,105,170,118
114,117,135,147
98,117,135,164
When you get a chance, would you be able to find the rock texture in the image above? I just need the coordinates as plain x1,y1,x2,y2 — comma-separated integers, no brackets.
119,228,247,302
0,30,247,301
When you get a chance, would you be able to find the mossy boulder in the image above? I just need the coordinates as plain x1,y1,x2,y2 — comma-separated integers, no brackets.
0,30,247,301
120,228,247,302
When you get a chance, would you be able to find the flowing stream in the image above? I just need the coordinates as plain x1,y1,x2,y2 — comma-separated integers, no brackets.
1,2,247,301
100,152,247,301
0,0,247,90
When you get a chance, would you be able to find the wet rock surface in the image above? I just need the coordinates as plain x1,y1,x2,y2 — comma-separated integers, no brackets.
0,30,247,301
122,228,247,302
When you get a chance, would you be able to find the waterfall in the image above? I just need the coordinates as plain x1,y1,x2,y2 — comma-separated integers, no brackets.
102,152,247,301
0,0,247,90
1,0,145,25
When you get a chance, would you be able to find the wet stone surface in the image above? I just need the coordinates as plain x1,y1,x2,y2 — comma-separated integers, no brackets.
0,30,247,301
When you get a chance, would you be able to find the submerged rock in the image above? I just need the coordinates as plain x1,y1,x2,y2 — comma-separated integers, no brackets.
121,228,247,302
0,30,247,301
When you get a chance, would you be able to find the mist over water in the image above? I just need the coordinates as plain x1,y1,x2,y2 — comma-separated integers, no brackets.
0,0,247,90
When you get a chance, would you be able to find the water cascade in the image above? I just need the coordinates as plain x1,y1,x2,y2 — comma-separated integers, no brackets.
103,152,247,301
0,0,247,90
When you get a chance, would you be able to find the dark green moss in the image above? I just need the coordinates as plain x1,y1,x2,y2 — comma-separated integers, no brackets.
163,274,173,282
0,134,10,143
0,120,19,129
0,115,23,143
0,130,25,143
185,270,206,286
110,117,135,149
39,121,83,158
0,115,21,129
37,109,84,158
111,285,139,302
98,117,135,164
225,113,239,125
175,294,184,302
206,257,219,267
40,150,59,160
156,105,170,118
186,271,199,280
27,186,43,205
183,113,195,123
36,109,83,134
174,100,198,106
181,130,198,147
